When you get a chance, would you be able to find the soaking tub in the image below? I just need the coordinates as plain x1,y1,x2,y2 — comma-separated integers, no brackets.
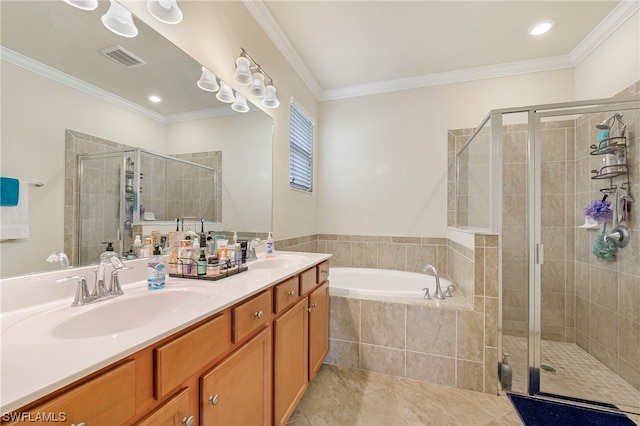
329,267,455,300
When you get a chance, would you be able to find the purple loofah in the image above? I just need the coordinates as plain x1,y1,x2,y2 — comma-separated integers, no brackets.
583,200,612,223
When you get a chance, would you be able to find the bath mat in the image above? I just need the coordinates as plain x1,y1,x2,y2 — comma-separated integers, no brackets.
508,393,635,426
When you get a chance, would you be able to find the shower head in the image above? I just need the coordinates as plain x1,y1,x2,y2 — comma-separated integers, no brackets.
596,112,623,130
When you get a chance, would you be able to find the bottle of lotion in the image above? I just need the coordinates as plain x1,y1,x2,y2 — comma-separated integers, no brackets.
265,232,274,258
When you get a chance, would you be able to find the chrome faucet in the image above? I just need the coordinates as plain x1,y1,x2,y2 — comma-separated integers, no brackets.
246,238,263,261
57,256,129,307
422,264,445,299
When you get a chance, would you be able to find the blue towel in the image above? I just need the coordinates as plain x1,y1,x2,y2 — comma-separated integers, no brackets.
0,177,19,206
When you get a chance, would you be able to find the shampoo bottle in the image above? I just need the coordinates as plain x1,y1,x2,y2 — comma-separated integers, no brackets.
265,232,274,258
147,245,166,290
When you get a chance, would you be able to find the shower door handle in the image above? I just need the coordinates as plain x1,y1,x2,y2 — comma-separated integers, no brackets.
536,243,544,265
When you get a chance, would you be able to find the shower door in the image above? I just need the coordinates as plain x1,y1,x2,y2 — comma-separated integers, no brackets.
530,102,640,413
77,151,134,265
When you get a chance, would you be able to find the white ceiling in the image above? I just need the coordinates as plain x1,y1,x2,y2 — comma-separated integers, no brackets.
245,0,637,101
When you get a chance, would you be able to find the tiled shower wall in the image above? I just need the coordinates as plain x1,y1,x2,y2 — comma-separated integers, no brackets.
65,129,135,265
279,233,499,394
574,82,640,391
65,130,221,265
446,81,640,392
172,151,221,223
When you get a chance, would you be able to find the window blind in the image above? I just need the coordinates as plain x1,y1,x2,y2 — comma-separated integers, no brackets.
289,102,313,192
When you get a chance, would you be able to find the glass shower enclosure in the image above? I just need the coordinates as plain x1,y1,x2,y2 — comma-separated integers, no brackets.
76,149,219,265
454,93,640,414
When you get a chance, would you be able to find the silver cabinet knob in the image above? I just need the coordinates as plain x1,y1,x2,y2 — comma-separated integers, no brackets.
254,310,263,319
287,290,296,297
312,303,318,308
182,415,195,426
307,307,312,313
209,394,220,405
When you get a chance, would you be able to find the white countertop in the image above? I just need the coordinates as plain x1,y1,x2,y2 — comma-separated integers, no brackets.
0,251,331,413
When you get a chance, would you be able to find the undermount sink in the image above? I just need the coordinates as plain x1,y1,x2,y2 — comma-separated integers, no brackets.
248,254,307,270
3,286,212,341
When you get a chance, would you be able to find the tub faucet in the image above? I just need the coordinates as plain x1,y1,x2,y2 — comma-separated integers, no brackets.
422,264,445,299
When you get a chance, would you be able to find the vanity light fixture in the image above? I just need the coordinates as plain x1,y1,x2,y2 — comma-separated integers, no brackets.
216,81,235,103
528,19,556,36
197,67,220,92
146,0,183,25
262,84,280,108
231,93,250,113
148,95,162,103
232,48,280,108
63,0,98,11
102,0,139,38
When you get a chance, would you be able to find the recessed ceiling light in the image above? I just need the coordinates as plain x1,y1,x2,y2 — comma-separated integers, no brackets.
148,95,162,103
528,19,556,36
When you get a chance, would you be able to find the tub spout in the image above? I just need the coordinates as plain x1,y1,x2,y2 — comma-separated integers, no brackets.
422,264,445,299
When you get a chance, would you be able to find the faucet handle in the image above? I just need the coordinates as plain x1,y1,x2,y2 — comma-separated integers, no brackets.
444,285,454,297
55,275,91,307
109,266,131,296
422,288,431,300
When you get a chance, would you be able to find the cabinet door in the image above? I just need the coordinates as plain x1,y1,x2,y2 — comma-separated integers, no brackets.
273,297,309,426
136,388,194,426
201,327,272,426
309,282,329,381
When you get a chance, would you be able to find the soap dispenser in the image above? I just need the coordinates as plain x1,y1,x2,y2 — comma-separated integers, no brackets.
500,353,512,391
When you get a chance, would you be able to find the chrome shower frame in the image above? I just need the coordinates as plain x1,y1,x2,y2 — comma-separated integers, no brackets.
454,94,640,413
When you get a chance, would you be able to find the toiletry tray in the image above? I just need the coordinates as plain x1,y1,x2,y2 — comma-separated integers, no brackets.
169,263,248,281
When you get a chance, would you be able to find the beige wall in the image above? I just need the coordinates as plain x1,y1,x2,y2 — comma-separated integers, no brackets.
574,10,640,101
317,70,574,238
0,62,165,277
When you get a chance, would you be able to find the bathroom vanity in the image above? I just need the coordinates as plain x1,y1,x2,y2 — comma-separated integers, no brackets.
0,252,330,426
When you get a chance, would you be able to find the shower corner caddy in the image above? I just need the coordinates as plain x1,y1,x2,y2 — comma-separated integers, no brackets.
589,136,628,181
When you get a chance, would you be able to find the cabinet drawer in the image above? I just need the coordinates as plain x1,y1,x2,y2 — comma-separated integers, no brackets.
233,290,273,343
10,361,136,426
317,261,330,284
299,267,317,296
273,276,300,314
155,313,230,398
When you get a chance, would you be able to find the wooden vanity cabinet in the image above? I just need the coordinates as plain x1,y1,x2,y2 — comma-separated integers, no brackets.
5,260,330,426
273,262,331,425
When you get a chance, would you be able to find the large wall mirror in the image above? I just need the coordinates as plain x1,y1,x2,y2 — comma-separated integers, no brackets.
0,1,273,278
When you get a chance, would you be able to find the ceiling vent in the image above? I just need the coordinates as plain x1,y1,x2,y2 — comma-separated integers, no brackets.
99,45,146,68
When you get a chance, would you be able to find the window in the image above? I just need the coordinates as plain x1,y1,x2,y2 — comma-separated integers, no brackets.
289,101,313,192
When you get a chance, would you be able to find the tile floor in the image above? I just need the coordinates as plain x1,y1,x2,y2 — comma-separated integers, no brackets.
289,364,640,425
288,364,521,425
503,335,640,409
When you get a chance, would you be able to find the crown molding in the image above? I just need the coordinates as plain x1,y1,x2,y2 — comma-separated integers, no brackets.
570,0,640,65
319,55,574,101
243,0,639,102
242,0,322,98
1,46,165,123
165,105,258,123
